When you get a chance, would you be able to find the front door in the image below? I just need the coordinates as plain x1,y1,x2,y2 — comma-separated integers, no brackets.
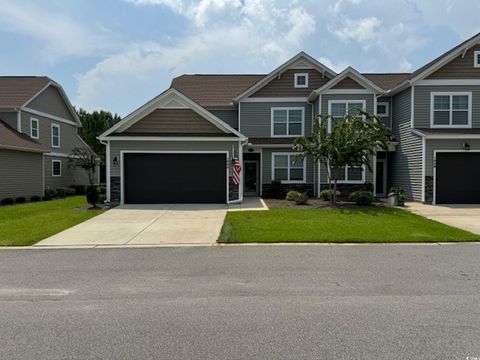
244,160,259,196
376,159,387,197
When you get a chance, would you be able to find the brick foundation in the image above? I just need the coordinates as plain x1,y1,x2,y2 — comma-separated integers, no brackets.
424,176,433,204
110,176,120,203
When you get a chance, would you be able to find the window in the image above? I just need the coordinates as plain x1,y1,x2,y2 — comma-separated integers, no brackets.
52,160,61,177
30,118,39,139
51,123,60,148
294,73,308,88
328,100,366,131
474,51,480,68
431,92,471,128
271,107,304,137
272,153,305,183
377,102,389,117
334,165,365,184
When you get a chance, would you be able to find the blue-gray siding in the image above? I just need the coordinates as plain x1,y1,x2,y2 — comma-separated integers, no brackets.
261,148,314,185
208,109,238,129
425,139,480,177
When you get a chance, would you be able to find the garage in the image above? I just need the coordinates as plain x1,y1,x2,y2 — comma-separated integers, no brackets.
123,153,227,204
435,152,480,204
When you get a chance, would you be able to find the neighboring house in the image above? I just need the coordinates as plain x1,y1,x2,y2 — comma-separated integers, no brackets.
100,33,480,205
0,77,96,200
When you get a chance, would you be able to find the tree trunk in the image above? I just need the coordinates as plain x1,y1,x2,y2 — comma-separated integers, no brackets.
333,179,338,205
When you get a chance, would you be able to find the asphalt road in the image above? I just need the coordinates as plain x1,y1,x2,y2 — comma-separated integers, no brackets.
0,244,479,359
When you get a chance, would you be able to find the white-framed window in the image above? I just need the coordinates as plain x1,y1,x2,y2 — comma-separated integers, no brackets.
430,92,472,128
52,160,61,177
271,107,304,137
474,51,480,68
30,118,39,139
335,164,366,184
327,100,366,131
51,123,60,148
294,73,309,88
272,152,306,184
376,102,389,117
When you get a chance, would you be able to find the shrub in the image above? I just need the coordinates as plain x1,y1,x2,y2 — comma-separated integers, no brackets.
15,197,26,204
361,183,374,192
388,186,406,206
70,185,86,195
30,195,41,202
270,180,282,199
44,188,56,199
294,192,308,205
0,198,14,206
349,191,374,205
42,196,52,201
63,187,76,197
98,194,106,204
55,188,66,198
320,189,341,201
86,185,99,207
99,186,107,195
285,190,301,201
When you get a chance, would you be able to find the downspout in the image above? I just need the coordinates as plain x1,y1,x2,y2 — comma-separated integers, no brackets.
307,99,316,197
99,139,110,202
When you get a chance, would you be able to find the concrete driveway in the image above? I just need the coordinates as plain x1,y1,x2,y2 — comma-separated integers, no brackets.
35,204,227,247
406,202,480,234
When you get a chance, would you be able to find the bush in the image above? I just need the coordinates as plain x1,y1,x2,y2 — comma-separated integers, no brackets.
30,195,41,202
285,190,301,201
349,191,374,205
294,192,308,205
0,198,14,206
55,188,66,198
42,196,52,201
63,188,76,197
270,180,282,199
44,188,56,199
15,197,26,204
86,185,99,207
98,194,106,204
99,186,107,195
70,185,86,195
361,183,374,192
320,189,341,201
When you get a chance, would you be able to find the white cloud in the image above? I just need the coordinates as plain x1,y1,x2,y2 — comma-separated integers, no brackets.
332,16,382,46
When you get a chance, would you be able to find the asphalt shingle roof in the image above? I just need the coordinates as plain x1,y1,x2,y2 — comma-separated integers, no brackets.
0,76,51,109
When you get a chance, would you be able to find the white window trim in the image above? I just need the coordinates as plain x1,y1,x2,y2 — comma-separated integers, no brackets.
430,92,472,128
336,164,366,184
51,123,61,148
271,152,306,184
294,73,309,88
327,100,367,132
377,102,389,117
270,107,305,138
51,160,62,177
474,50,480,68
30,118,39,139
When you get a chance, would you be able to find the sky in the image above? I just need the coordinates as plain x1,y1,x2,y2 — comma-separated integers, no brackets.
0,0,479,117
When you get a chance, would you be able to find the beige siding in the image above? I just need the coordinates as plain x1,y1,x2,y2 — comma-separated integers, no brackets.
44,155,90,189
123,109,223,134
0,149,43,199
251,69,329,98
0,111,18,129
332,77,365,89
27,85,75,121
427,45,480,79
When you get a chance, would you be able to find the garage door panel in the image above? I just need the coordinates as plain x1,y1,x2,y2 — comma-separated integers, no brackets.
124,153,226,204
436,152,480,204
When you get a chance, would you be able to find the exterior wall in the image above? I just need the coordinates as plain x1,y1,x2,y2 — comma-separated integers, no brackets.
320,94,375,116
427,45,480,79
414,85,480,128
0,149,44,199
318,160,374,184
239,101,312,138
27,85,75,122
388,88,423,201
44,155,90,189
123,109,223,134
207,109,238,129
0,111,18,129
377,96,392,128
250,69,329,98
332,77,365,89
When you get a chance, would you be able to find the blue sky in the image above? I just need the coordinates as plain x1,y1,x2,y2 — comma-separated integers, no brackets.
0,0,479,116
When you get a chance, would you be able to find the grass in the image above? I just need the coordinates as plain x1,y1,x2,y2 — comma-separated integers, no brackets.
219,207,480,243
0,196,103,246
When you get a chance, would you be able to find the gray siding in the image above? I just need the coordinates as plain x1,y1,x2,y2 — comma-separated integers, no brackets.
0,149,43,199
427,44,480,79
239,102,312,138
377,96,392,128
44,155,90,189
208,109,238,129
389,88,423,201
27,85,75,122
0,111,18,129
425,139,480,176
261,148,314,185
414,85,480,128
320,94,375,116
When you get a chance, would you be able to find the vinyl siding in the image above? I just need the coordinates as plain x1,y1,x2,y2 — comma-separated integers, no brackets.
320,94,375,116
427,45,480,79
27,85,75,121
425,139,480,176
44,155,90,189
0,111,18,129
0,149,43,199
318,160,374,184
261,148,314,185
332,77,365,89
377,96,392,128
414,85,480,128
239,102,312,138
389,88,423,201
208,109,238,129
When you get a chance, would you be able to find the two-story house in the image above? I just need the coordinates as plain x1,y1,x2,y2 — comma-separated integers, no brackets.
100,33,480,205
0,77,96,200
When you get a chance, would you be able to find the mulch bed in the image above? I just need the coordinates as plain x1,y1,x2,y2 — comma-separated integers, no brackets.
263,198,389,209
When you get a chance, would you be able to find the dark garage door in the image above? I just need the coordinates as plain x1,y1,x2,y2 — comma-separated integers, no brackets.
436,152,480,204
123,153,226,204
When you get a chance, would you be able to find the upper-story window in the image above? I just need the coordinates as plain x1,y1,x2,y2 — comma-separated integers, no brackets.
294,73,309,88
51,123,61,148
30,118,39,139
376,102,389,117
328,100,366,131
271,107,304,137
474,51,480,68
431,92,471,128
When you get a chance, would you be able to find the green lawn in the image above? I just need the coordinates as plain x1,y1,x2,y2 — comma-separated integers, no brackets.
219,207,480,243
0,196,103,246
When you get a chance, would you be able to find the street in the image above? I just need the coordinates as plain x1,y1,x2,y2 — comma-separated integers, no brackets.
0,244,479,359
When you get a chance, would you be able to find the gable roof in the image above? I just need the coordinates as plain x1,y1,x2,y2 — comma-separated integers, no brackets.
0,119,47,153
171,74,265,107
362,73,412,91
0,76,50,109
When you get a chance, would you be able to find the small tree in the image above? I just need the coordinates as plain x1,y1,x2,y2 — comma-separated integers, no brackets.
68,147,100,185
294,112,390,204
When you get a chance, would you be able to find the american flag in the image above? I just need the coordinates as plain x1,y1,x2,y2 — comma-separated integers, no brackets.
232,158,242,185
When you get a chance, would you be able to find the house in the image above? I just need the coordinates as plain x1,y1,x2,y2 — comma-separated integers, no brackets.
0,77,96,200
100,33,480,205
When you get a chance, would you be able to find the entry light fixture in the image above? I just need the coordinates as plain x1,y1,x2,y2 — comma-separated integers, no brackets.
463,142,471,151
113,156,118,165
